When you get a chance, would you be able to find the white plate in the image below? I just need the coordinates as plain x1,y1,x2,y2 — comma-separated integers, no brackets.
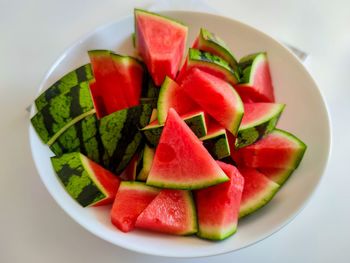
29,11,331,258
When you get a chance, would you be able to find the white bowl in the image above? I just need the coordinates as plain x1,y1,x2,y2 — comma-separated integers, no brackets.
29,11,331,258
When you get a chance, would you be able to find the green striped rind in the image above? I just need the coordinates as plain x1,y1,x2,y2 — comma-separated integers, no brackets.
197,222,237,241
50,152,106,207
236,104,285,149
136,145,155,181
227,85,244,136
201,129,230,160
141,112,207,147
239,180,280,218
198,28,239,72
119,181,160,194
188,48,240,84
239,52,266,84
31,82,95,145
35,64,93,111
100,103,153,174
258,168,295,186
49,114,108,165
273,129,307,169
157,76,175,124
141,74,160,99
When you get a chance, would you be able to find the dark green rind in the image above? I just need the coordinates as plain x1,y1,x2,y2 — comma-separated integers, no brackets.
238,52,266,84
236,105,285,149
141,72,160,99
100,104,153,174
201,130,230,160
35,64,93,111
51,152,105,207
198,28,239,72
132,32,136,48
188,48,240,83
141,113,207,147
197,225,237,241
31,82,95,145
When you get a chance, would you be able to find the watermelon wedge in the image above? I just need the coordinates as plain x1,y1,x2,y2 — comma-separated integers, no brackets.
136,145,155,181
157,76,199,124
258,168,294,186
236,103,285,148
134,9,188,85
235,52,275,102
119,154,139,181
146,108,228,190
193,28,239,72
111,181,160,232
177,48,240,85
181,68,244,136
239,168,279,218
89,80,107,118
51,152,120,207
135,189,197,235
141,110,207,147
195,162,244,240
233,129,307,169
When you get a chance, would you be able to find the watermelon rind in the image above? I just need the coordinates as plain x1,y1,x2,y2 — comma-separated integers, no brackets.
136,145,155,181
239,179,279,218
239,52,267,85
258,168,295,186
51,152,108,207
35,64,94,111
236,103,285,148
141,111,207,147
196,28,239,72
197,223,237,241
201,129,230,159
186,48,240,84
157,76,176,124
31,82,95,145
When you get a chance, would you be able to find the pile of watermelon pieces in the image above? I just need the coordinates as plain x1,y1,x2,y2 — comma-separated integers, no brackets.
31,9,307,241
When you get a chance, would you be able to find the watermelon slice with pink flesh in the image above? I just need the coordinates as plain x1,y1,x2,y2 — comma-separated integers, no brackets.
239,168,280,218
258,168,294,186
236,103,285,148
181,68,244,136
111,181,160,232
235,52,275,102
119,154,139,181
135,189,197,235
146,108,229,190
195,161,244,240
134,9,188,85
233,129,307,169
89,80,106,119
157,76,200,124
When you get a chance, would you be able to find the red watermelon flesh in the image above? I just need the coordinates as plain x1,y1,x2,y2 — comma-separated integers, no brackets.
195,161,244,240
86,156,121,206
146,108,229,190
157,76,200,124
238,168,279,218
233,129,307,169
258,168,294,186
89,80,107,119
88,50,129,116
134,9,188,85
111,182,160,232
135,189,197,235
181,68,244,136
235,53,275,102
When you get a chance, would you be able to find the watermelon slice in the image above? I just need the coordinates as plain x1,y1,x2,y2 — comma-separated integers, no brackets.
88,50,129,116
235,52,275,102
119,154,139,181
51,152,120,207
135,189,197,235
111,181,160,232
181,68,244,136
236,103,285,148
200,123,230,160
258,168,294,186
238,168,279,218
141,110,207,147
89,80,107,118
147,108,228,189
35,64,94,111
233,129,307,169
134,9,188,85
31,82,95,145
192,28,239,72
157,76,199,124
136,145,155,181
176,48,240,85
195,161,244,240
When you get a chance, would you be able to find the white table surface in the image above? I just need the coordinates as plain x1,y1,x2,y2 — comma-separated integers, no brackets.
1,0,349,262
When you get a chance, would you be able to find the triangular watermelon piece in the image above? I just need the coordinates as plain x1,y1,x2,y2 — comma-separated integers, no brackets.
195,161,244,240
135,189,197,235
146,108,229,190
111,182,160,232
134,9,188,85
